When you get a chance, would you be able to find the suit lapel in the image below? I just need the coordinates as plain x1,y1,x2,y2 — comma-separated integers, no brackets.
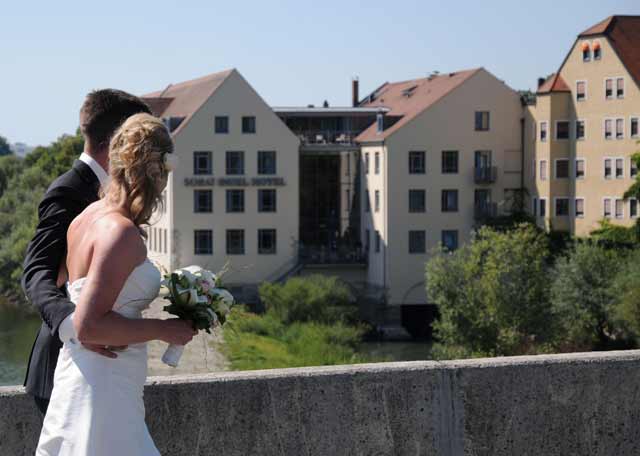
72,160,101,202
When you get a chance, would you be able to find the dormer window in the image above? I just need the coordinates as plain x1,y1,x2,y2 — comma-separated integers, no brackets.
376,111,384,134
593,41,602,60
582,42,591,62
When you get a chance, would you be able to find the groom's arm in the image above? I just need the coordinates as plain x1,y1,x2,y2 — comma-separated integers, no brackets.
22,186,82,338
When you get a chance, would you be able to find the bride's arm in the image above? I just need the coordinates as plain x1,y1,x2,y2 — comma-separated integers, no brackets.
73,220,194,347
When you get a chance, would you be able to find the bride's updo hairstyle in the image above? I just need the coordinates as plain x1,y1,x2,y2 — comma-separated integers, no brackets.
105,113,172,231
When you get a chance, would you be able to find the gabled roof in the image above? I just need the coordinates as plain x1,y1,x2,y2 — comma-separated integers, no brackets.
142,69,234,135
537,73,570,94
578,15,640,87
356,68,481,143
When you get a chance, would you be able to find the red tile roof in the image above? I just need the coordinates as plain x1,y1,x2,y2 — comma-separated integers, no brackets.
356,68,481,142
578,16,640,87
537,73,570,94
143,69,234,135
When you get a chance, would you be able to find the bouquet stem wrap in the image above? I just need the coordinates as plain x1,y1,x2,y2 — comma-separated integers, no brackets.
162,344,185,367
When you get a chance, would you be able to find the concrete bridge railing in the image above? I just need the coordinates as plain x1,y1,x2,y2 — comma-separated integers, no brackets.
2,350,640,455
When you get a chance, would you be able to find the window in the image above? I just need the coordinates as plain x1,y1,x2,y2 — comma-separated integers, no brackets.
576,81,586,101
365,229,370,252
617,78,624,98
441,230,459,251
631,117,639,138
540,121,548,142
605,78,613,98
194,190,212,213
532,197,538,216
540,160,548,180
374,152,380,174
582,43,590,62
555,159,569,179
475,111,490,131
258,151,276,175
215,116,229,134
365,153,370,174
575,198,584,218
605,119,613,139
441,190,458,212
616,158,624,179
631,199,638,218
594,42,602,60
258,189,276,212
193,151,212,175
345,189,351,212
604,198,612,218
616,118,624,139
555,198,569,216
345,154,351,176
576,120,585,140
631,158,638,178
575,159,585,179
226,151,245,175
409,230,426,254
375,231,381,253
539,198,547,217
226,230,245,255
555,121,570,140
409,151,426,174
441,150,459,174
374,190,380,212
226,189,244,213
615,199,624,218
194,230,212,255
604,159,612,179
376,113,384,133
365,189,370,213
409,190,426,213
242,116,256,134
258,229,276,254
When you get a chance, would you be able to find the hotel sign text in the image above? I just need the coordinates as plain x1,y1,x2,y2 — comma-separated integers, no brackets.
184,177,286,187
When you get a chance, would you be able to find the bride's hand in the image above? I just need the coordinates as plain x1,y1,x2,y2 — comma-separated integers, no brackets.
159,319,197,345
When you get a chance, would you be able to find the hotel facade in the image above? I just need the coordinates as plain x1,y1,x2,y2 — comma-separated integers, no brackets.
141,15,640,328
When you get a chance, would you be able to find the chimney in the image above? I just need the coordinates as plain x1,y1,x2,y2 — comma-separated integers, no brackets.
352,77,359,107
537,77,546,88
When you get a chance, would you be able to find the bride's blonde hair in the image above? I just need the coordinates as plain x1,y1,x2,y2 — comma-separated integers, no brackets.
104,113,172,233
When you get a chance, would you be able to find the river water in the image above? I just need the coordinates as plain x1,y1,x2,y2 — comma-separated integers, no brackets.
1,300,433,387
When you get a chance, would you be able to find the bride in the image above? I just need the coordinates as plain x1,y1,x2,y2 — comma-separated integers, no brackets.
36,113,196,455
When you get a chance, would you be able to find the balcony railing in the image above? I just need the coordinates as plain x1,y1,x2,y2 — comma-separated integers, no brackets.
295,130,358,146
298,244,367,265
474,166,497,184
474,202,498,220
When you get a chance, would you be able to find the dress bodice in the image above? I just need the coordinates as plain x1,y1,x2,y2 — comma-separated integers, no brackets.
67,259,161,318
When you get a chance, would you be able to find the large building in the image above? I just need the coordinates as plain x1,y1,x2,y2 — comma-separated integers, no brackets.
141,15,640,330
525,16,640,235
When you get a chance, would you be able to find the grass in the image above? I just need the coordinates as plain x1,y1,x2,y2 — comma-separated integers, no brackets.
222,308,375,370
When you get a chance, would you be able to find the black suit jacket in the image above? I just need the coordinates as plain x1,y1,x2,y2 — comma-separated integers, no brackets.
22,160,100,399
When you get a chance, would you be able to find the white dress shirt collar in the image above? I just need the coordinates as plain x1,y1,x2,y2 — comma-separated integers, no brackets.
79,152,109,188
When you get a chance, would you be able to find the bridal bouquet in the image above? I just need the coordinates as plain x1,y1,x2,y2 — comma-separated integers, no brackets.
160,265,234,367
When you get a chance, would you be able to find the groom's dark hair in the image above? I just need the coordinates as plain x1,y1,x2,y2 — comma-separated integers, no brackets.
80,89,152,150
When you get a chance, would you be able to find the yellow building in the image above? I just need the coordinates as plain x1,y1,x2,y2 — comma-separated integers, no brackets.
525,15,640,235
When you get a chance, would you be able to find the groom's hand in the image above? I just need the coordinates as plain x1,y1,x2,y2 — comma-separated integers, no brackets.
82,342,125,358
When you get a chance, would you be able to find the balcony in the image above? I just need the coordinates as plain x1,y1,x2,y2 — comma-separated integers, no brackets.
474,166,497,184
474,202,498,220
298,244,367,265
295,130,359,147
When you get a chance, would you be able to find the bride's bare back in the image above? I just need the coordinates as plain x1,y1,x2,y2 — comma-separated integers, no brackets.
65,200,146,285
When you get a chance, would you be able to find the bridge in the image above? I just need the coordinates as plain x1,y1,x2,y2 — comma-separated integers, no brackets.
1,350,639,455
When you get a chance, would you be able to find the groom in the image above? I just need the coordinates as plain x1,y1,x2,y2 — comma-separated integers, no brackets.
22,90,151,416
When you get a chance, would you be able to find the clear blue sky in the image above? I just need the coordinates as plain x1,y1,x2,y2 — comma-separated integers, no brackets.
2,0,638,146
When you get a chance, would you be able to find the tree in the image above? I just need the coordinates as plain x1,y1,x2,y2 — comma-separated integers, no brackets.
612,250,640,342
0,135,12,156
550,241,631,351
426,224,553,358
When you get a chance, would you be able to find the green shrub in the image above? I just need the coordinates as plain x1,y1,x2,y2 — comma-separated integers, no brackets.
259,275,356,325
612,250,640,341
426,224,553,358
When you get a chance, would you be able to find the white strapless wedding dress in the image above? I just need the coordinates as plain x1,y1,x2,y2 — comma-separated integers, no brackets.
36,259,161,456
